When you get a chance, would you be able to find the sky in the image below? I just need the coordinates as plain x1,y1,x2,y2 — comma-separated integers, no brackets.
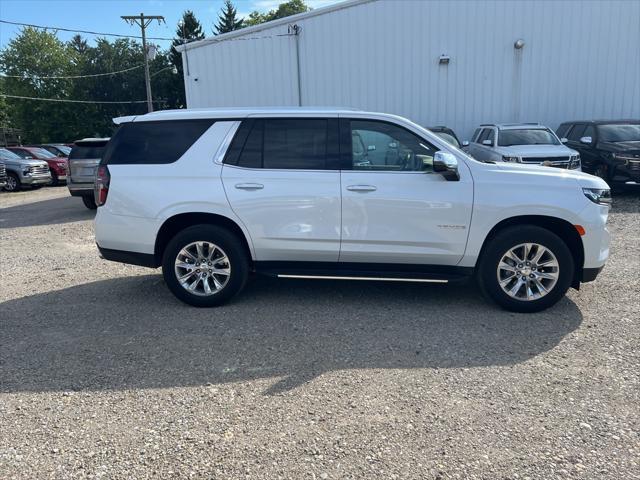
0,0,340,49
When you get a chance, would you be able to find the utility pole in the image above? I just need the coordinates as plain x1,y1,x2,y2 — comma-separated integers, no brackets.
122,13,165,112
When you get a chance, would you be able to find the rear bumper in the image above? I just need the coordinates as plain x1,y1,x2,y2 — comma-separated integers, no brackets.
98,245,159,268
68,181,93,196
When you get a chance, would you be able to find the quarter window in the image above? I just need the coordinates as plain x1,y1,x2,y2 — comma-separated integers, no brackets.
349,120,437,172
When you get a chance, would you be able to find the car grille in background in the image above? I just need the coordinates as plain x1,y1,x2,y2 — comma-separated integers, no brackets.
30,165,50,175
0,163,6,179
629,160,640,171
521,156,571,168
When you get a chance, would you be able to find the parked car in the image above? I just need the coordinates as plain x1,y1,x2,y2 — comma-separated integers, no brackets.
0,147,51,192
428,126,463,148
465,123,581,170
0,160,7,189
7,146,68,186
68,138,110,209
556,120,640,189
36,143,72,158
93,108,611,313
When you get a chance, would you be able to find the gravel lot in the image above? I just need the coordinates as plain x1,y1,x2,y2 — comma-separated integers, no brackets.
1,186,639,479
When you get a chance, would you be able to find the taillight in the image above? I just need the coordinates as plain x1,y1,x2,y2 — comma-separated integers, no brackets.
95,165,110,207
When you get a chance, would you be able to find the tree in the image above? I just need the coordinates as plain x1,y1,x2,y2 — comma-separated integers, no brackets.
214,0,243,35
169,10,205,107
244,0,310,27
69,34,89,55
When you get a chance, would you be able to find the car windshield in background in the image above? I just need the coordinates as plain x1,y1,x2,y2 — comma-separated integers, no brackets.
0,148,22,160
498,129,560,146
598,124,640,142
433,131,460,148
54,145,72,155
31,148,57,158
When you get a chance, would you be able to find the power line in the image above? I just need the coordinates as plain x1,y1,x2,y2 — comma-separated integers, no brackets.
0,64,144,80
0,19,174,41
1,94,165,104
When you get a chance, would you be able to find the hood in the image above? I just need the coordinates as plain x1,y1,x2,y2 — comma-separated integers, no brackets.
497,144,577,157
4,158,48,167
598,140,640,154
489,161,609,189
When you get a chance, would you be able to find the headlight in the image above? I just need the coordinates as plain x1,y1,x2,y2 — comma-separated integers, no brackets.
23,168,31,175
570,154,581,169
502,156,520,162
583,188,611,206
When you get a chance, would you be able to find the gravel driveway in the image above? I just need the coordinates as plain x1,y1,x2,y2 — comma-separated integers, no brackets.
1,187,638,479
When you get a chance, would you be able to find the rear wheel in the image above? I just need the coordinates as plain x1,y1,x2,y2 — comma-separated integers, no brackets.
477,225,574,313
82,195,97,210
162,224,249,307
50,172,59,186
3,173,20,192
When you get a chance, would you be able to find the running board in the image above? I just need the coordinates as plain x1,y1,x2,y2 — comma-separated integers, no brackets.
254,261,473,284
277,274,448,283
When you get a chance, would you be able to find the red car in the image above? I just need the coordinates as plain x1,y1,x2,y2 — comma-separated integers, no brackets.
7,146,68,186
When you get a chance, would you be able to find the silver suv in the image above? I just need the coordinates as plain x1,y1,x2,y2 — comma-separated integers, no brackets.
0,147,51,192
465,123,581,170
68,138,109,209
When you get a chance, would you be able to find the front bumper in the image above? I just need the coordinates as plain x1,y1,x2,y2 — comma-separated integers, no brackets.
582,266,604,283
607,160,640,185
21,174,52,185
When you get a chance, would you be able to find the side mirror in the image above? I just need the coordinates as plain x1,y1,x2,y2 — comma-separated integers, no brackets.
580,136,592,145
367,145,376,151
461,140,470,147
482,139,493,146
433,151,460,181
560,137,568,143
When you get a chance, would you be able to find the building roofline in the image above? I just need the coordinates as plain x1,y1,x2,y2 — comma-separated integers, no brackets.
176,0,376,53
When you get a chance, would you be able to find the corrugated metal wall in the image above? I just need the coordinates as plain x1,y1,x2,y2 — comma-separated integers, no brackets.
182,0,640,140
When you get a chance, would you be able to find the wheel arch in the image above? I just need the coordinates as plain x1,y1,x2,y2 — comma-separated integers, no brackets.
478,215,584,289
155,212,254,266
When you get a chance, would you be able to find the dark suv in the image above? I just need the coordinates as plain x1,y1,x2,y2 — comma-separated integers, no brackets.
557,120,640,189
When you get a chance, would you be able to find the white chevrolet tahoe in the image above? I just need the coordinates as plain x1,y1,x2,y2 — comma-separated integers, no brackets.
94,108,611,313
466,123,582,170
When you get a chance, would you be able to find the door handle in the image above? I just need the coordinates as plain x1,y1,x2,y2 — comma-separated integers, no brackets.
235,183,264,190
346,185,377,192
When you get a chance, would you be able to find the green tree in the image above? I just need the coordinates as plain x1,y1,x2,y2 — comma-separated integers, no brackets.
214,0,243,35
244,0,310,27
170,10,205,107
0,27,76,142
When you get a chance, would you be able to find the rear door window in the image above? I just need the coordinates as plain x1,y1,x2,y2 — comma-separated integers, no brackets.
70,145,107,160
102,120,214,165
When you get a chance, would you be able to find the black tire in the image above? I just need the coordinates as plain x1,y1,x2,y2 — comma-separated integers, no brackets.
162,224,249,307
477,225,574,313
82,195,97,210
50,171,59,186
3,172,20,192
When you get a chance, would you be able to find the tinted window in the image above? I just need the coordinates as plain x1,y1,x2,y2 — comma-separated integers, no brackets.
498,128,560,146
263,119,327,169
234,119,329,170
349,120,437,172
567,124,586,141
433,131,460,148
102,120,214,165
70,144,107,160
556,123,571,138
583,125,595,141
598,123,640,142
472,128,481,142
485,129,495,145
476,128,490,144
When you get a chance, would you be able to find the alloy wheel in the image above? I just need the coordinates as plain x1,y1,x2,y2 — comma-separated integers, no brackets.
174,241,231,296
496,243,559,301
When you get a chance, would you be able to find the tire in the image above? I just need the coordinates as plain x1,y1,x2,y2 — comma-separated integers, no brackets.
3,172,20,192
82,195,97,210
162,224,249,307
477,225,574,313
50,172,59,186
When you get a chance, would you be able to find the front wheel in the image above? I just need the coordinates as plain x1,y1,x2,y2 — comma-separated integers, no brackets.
82,195,97,210
162,225,249,307
3,173,20,192
477,226,574,313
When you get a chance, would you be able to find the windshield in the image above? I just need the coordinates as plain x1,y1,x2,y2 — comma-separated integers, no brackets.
0,148,21,160
598,124,640,142
31,147,57,158
498,128,560,146
56,145,72,155
433,131,460,148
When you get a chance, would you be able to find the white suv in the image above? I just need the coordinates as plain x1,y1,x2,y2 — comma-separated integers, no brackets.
94,108,611,313
466,123,582,170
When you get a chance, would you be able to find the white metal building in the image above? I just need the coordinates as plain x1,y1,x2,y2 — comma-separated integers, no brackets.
177,0,640,140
